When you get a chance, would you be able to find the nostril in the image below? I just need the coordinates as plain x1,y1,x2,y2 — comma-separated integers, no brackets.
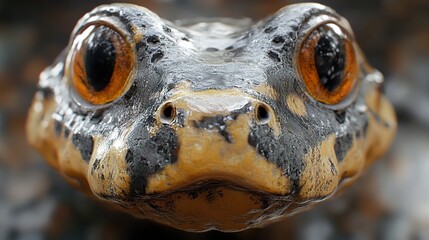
160,103,176,123
255,104,270,124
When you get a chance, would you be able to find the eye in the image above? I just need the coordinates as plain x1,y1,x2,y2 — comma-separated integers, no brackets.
71,25,134,105
298,23,357,105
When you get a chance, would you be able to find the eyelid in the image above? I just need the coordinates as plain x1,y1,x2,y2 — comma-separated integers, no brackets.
293,14,355,63
70,14,134,46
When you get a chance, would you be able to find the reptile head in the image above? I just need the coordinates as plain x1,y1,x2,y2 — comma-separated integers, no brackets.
26,3,396,232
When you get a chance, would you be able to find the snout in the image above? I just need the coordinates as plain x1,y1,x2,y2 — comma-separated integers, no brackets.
87,88,344,231
147,89,291,195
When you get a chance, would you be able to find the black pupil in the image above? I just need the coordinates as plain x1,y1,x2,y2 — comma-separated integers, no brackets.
314,27,345,92
84,27,116,92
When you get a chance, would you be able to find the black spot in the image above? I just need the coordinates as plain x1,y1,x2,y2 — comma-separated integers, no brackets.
334,133,354,162
192,103,252,143
248,123,304,195
64,128,70,138
181,37,189,41
328,158,338,175
335,110,346,124
151,50,164,63
54,119,62,137
90,110,104,124
126,125,179,196
163,25,172,33
176,108,185,127
205,47,219,52
91,158,101,175
69,119,76,127
85,26,117,92
225,46,234,50
362,120,369,137
125,150,148,195
272,36,285,44
154,126,179,165
248,124,275,159
166,83,175,91
123,84,137,101
264,26,277,33
72,133,94,162
193,116,232,143
38,86,53,99
288,31,296,40
146,35,160,45
136,41,147,51
268,51,281,62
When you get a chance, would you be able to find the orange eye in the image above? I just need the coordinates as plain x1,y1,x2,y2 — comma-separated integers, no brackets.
71,25,134,105
298,23,357,105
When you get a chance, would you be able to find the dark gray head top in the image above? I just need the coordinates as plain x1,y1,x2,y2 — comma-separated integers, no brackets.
27,3,396,232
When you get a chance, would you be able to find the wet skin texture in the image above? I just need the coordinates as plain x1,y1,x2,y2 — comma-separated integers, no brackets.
27,3,397,232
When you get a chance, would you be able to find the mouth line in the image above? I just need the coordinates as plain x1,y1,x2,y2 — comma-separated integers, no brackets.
129,180,297,202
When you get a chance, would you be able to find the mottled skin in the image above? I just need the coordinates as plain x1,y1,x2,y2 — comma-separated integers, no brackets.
26,3,396,232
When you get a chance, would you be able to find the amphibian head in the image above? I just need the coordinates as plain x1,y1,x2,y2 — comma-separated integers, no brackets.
26,3,396,232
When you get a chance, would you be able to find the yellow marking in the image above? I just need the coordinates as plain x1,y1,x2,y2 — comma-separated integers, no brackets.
168,80,193,95
335,87,396,190
364,88,397,166
298,135,339,200
87,132,132,198
286,94,307,117
26,92,59,168
337,135,365,190
58,133,90,193
255,84,279,101
26,92,91,194
147,95,290,194
131,24,144,43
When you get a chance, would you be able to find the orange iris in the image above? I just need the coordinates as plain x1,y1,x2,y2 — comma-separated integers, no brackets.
71,25,134,105
298,23,357,105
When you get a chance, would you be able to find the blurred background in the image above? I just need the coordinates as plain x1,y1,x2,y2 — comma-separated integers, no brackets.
0,0,428,239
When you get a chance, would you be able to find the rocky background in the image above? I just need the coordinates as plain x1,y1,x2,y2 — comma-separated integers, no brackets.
1,0,428,239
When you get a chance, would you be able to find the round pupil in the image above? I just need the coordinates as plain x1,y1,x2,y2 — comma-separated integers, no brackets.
84,27,116,92
314,27,345,92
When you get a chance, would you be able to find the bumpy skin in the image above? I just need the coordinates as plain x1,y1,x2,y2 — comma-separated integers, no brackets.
26,3,396,232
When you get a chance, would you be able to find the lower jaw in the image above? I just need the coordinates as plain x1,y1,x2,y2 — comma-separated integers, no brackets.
117,182,301,232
